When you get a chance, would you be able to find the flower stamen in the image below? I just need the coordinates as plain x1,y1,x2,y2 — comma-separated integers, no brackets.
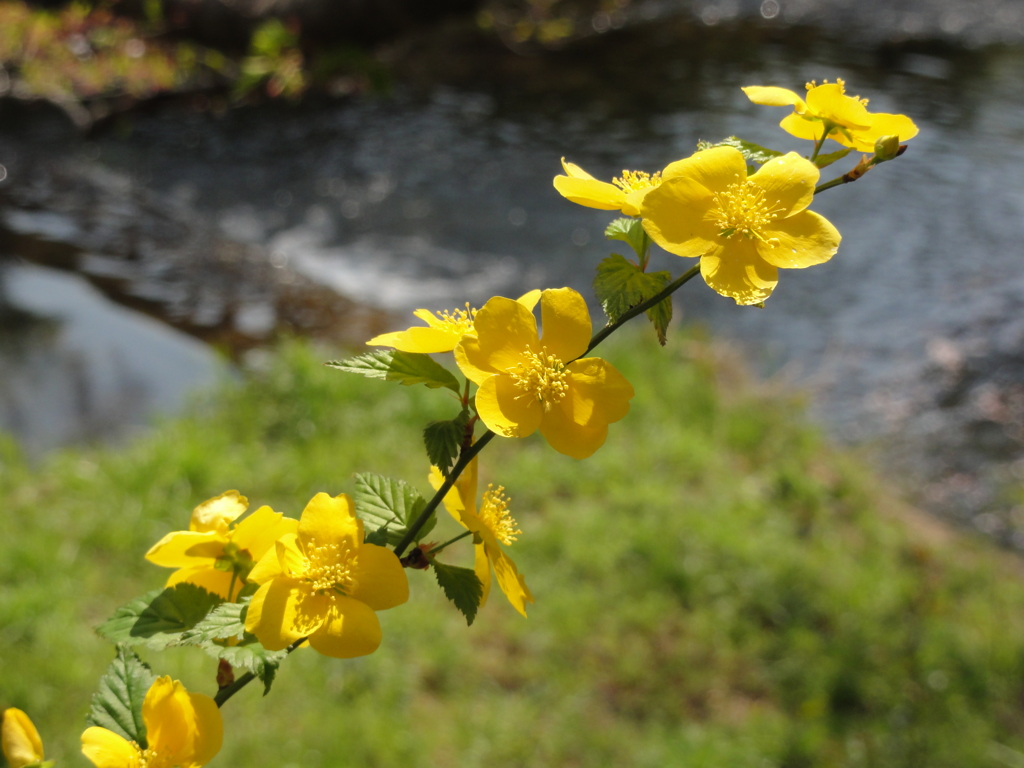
304,539,357,598
710,181,782,246
509,346,569,410
479,484,521,546
434,303,477,336
613,169,662,193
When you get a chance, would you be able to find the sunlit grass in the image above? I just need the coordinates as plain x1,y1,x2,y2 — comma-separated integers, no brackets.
3,331,1024,767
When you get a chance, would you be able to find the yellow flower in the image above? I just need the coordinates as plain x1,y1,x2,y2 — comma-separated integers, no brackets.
640,146,841,305
2,708,45,768
553,157,663,216
429,458,533,617
454,287,634,459
81,676,222,768
244,492,409,658
367,291,541,354
145,490,298,600
742,79,918,152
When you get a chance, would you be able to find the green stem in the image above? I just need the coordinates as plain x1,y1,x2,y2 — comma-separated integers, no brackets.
809,123,833,162
814,176,847,195
393,432,495,558
424,530,473,557
214,638,304,707
584,264,701,357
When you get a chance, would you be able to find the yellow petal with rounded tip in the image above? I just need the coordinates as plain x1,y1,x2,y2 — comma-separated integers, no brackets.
81,727,138,768
835,112,920,151
145,530,223,569
247,533,298,584
700,242,778,305
516,289,541,311
661,145,748,195
189,490,247,533
350,544,409,611
475,374,543,439
641,176,719,259
367,326,463,353
539,288,591,363
246,578,325,650
308,596,382,658
298,493,360,551
560,157,595,179
471,297,539,373
143,677,194,761
488,543,534,617
3,708,43,768
779,112,827,142
749,152,819,217
563,358,634,427
758,210,841,269
186,692,223,767
166,565,235,599
454,336,496,385
805,82,872,128
539,402,609,459
742,85,806,109
553,175,625,210
231,506,299,563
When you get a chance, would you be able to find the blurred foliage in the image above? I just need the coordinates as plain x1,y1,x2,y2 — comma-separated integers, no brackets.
234,18,306,100
4,333,1024,767
478,0,640,49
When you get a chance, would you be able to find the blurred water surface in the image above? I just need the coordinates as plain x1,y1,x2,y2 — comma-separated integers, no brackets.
1,17,1023,531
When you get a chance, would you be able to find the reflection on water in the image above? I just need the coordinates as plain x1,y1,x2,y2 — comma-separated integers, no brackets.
1,20,1023,534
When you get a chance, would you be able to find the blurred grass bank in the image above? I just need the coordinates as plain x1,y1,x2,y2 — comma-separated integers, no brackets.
3,331,1024,768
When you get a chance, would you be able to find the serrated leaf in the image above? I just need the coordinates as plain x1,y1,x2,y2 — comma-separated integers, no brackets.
593,254,672,322
325,350,460,392
702,136,784,168
97,584,224,650
179,599,248,645
424,409,469,476
203,637,286,696
814,146,853,169
604,217,648,259
86,647,155,746
432,559,483,626
646,295,673,346
353,473,434,545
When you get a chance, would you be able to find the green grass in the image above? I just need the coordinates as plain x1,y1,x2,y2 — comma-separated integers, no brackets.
3,331,1024,768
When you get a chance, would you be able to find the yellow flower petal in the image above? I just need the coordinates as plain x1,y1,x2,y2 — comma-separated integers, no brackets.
308,596,382,659
475,373,543,439
560,157,595,179
660,145,748,195
742,85,806,109
166,565,235,599
81,727,139,768
144,530,223,569
487,544,534,617
143,677,195,761
748,152,819,217
247,533,299,584
538,401,610,459
563,358,635,427
759,210,841,269
366,326,464,354
834,111,920,151
700,242,778,305
185,691,223,767
805,82,872,129
231,505,299,563
778,112,826,142
246,578,325,650
453,336,494,385
189,490,247,533
3,709,43,768
516,289,542,311
470,297,539,373
552,175,626,211
538,287,591,363
350,544,409,611
298,493,361,552
474,542,492,608
641,176,719,259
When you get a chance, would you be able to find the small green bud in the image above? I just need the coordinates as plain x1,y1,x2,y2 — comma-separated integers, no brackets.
873,135,900,161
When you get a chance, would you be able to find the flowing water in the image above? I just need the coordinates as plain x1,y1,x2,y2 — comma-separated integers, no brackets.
2,10,1024,539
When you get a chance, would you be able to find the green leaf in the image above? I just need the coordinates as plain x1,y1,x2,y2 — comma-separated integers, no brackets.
325,350,460,392
179,599,248,645
699,136,784,168
431,559,483,626
424,409,469,476
202,636,287,697
364,525,391,547
814,146,853,169
86,647,155,746
353,473,434,545
604,217,648,259
97,584,224,650
646,295,673,346
593,254,672,323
